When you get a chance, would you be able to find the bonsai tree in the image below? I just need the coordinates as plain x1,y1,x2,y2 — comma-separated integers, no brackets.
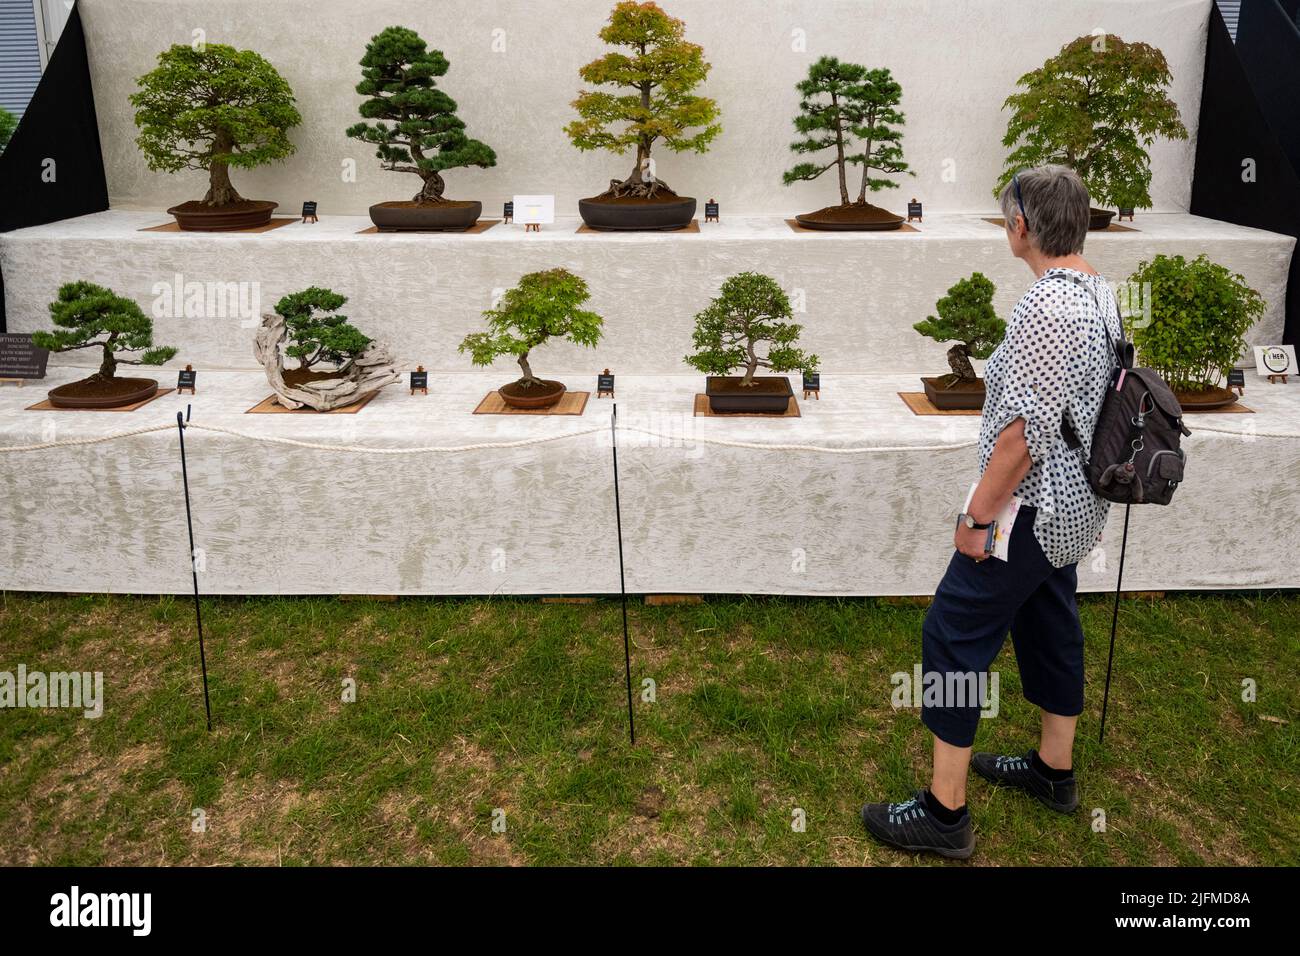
346,26,496,205
459,269,604,405
0,107,15,154
684,272,818,386
913,273,1005,387
130,43,301,209
783,57,911,221
995,34,1188,213
565,1,721,200
32,281,176,385
273,288,372,374
1128,254,1265,394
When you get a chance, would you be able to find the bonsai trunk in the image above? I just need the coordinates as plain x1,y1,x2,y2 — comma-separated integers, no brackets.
740,341,760,386
413,170,447,204
515,352,544,388
944,343,977,388
203,131,243,207
832,94,849,206
98,340,117,380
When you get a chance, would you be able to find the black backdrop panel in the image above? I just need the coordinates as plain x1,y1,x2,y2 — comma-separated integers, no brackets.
1236,0,1300,175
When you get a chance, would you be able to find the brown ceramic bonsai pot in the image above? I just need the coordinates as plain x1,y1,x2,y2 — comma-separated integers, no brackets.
369,200,482,232
1088,207,1117,231
705,375,793,414
167,199,277,231
499,379,566,409
1172,385,1237,411
921,375,986,411
795,202,905,231
578,196,696,231
47,376,159,409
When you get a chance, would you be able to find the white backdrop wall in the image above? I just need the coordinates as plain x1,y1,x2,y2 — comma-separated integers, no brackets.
81,0,1211,218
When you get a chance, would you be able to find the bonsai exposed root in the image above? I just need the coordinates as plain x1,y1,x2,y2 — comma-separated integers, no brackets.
600,176,679,200
202,182,244,207
511,376,548,389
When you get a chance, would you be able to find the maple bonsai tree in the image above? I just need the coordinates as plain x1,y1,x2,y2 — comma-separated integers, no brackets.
913,272,1005,388
685,272,818,385
274,288,373,379
131,43,300,228
995,34,1187,218
459,269,604,408
784,56,911,228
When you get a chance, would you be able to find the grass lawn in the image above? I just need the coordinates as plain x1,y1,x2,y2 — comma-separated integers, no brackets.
0,590,1296,866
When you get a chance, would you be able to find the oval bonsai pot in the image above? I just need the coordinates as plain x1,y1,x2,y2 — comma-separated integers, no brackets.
921,376,986,411
578,196,696,231
1172,385,1238,411
795,203,905,232
499,379,566,409
1088,207,1117,231
705,376,793,414
47,376,159,409
167,199,277,231
369,200,482,232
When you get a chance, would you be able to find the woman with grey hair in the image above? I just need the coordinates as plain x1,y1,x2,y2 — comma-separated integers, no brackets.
861,164,1122,859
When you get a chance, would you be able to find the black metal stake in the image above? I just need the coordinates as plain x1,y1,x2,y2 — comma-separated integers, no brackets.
177,412,212,732
611,404,635,745
1098,503,1131,744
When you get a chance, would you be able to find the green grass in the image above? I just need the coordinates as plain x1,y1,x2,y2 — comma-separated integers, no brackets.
0,591,1296,866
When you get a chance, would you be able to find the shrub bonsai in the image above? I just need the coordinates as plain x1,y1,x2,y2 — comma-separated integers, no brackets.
459,269,604,409
131,43,301,230
913,272,1005,410
784,56,911,230
995,34,1187,228
1128,254,1264,405
32,281,177,408
347,26,497,232
565,1,721,230
685,272,818,413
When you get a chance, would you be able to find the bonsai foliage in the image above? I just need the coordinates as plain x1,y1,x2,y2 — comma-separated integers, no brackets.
459,269,604,388
996,34,1187,211
783,57,910,206
32,281,176,380
914,273,1005,387
685,273,818,386
346,26,496,204
1128,254,1264,392
0,107,15,154
565,1,721,198
274,288,372,371
130,43,301,206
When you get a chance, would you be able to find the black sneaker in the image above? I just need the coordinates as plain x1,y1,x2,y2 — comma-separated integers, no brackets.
860,790,975,860
972,750,1079,813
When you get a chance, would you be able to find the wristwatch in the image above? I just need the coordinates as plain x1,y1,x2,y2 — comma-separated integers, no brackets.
957,513,993,531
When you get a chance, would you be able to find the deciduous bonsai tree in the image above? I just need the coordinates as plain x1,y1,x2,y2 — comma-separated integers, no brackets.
996,34,1187,226
913,272,1005,409
131,43,301,230
565,1,721,229
784,57,911,230
1128,254,1264,403
346,26,497,231
459,269,604,409
32,281,177,408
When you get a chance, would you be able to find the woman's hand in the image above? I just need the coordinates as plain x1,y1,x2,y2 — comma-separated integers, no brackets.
954,523,991,561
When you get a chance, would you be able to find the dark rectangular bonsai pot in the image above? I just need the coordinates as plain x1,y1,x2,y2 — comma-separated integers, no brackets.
706,376,793,414
921,376,986,411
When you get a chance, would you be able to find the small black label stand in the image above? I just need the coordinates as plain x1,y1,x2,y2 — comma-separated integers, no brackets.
611,404,635,745
176,411,212,731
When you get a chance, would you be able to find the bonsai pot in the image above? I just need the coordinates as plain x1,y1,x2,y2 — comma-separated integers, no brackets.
47,376,159,409
499,379,566,409
167,199,277,231
578,195,696,231
705,375,793,414
921,375,986,411
1088,207,1116,231
1172,385,1238,411
795,202,905,232
369,200,482,232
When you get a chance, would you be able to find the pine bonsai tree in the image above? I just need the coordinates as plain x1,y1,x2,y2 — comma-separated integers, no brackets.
32,281,177,381
460,269,604,393
273,288,372,372
346,26,496,204
130,43,301,207
784,57,910,209
685,273,818,385
565,1,721,199
913,273,1005,386
995,34,1188,212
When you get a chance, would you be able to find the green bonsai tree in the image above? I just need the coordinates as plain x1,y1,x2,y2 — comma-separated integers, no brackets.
32,281,176,380
0,107,16,154
459,269,604,391
783,57,910,208
565,1,721,199
995,34,1188,212
1128,254,1265,393
684,272,818,386
274,288,372,371
346,26,496,204
913,273,1005,387
130,43,301,207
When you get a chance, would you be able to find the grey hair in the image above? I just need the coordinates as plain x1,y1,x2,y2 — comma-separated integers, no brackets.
998,164,1090,257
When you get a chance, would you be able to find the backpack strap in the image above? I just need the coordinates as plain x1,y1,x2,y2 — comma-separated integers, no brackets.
1058,273,1129,452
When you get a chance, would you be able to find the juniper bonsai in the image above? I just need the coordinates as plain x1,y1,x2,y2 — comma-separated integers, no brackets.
685,272,818,386
274,288,372,372
913,273,1005,387
32,281,177,380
